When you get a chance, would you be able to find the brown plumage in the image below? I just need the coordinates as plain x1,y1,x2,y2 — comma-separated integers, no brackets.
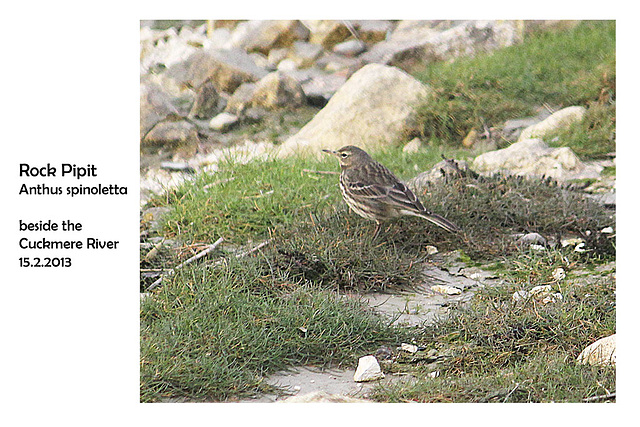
323,145,459,237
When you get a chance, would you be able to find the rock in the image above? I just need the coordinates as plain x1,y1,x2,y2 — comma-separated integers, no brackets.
205,28,233,50
462,129,479,148
278,64,429,157
518,106,586,141
512,290,530,303
552,267,566,281
577,334,616,366
502,109,552,141
267,48,289,68
425,245,438,255
407,159,475,189
431,284,462,295
316,53,363,73
140,26,201,73
400,343,419,353
360,20,521,72
225,83,257,115
211,20,244,30
209,112,239,131
142,120,199,157
289,41,324,68
251,71,306,109
282,391,370,403
333,39,366,57
353,355,385,382
530,285,553,297
541,293,563,304
140,83,182,139
472,138,603,181
188,79,224,119
166,49,268,93
308,20,352,49
561,237,585,248
240,20,310,55
276,58,298,71
298,70,347,106
516,232,548,247
402,137,422,154
354,20,393,44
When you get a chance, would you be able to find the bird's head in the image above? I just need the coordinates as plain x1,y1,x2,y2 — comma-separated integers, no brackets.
322,145,372,169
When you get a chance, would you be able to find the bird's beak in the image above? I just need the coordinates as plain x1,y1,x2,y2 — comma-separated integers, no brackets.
322,149,338,156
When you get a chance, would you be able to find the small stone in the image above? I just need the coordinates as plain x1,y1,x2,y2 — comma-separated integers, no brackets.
574,242,586,253
462,129,478,148
530,285,553,297
209,112,239,131
542,292,563,304
552,267,566,281
403,137,422,154
561,237,584,247
431,285,462,295
425,245,438,255
333,39,366,57
516,232,547,247
512,290,530,303
577,334,616,366
353,355,385,382
601,226,614,234
400,343,419,353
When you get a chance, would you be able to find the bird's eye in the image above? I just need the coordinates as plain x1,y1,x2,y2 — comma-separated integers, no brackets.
340,153,348,158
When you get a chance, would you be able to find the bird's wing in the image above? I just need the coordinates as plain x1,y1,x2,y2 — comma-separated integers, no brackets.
386,181,427,212
343,180,389,199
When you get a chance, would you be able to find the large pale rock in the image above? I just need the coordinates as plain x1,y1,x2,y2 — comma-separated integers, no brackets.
278,64,429,157
353,355,385,382
518,106,587,141
577,334,616,366
472,138,603,181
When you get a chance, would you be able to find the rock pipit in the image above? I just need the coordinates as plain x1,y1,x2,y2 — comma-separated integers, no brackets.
323,145,459,237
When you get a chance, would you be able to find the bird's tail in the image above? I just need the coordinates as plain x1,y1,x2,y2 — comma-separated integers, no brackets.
414,211,460,233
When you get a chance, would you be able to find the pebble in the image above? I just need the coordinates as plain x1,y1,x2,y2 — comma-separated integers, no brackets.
353,355,385,382
431,284,462,295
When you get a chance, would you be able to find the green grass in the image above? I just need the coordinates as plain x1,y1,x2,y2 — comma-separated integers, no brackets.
144,145,467,245
140,258,407,402
415,20,615,156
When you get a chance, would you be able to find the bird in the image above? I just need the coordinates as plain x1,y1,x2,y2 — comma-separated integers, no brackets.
323,145,459,238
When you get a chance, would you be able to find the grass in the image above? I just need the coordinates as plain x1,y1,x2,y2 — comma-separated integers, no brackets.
368,252,615,402
414,20,616,157
140,20,616,402
143,145,467,245
140,257,408,402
